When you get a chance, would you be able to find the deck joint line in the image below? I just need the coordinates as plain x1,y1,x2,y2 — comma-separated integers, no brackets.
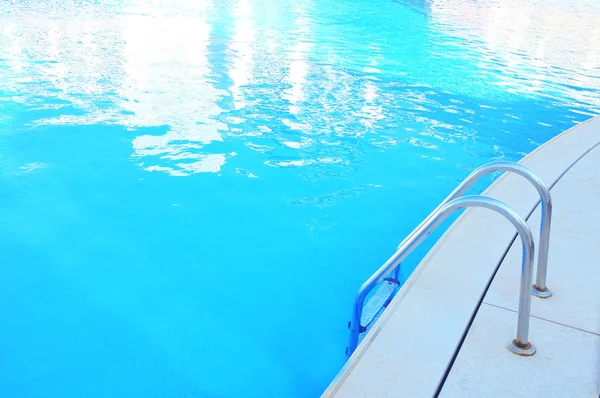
482,302,599,336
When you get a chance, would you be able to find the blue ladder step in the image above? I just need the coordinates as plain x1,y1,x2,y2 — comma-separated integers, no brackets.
359,278,401,334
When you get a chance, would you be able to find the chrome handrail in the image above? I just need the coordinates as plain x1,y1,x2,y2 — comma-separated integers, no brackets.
397,161,552,297
347,195,537,357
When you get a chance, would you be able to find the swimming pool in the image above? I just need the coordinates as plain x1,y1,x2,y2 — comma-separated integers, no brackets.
0,0,599,396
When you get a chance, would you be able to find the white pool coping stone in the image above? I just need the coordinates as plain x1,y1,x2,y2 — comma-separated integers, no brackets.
323,116,600,398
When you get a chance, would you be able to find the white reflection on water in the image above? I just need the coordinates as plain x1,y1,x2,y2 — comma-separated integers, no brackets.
283,4,311,116
1,0,599,178
228,0,255,110
120,1,231,176
0,0,231,177
428,0,600,107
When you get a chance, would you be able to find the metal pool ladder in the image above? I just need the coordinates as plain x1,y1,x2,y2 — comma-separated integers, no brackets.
346,161,553,357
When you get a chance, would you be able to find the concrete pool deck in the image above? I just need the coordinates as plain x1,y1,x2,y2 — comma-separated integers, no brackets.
323,116,600,397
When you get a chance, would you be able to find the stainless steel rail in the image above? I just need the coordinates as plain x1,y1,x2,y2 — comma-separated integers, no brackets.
347,195,537,357
397,161,552,297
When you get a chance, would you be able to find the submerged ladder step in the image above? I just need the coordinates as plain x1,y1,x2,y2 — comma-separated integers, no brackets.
359,278,400,333
346,278,401,356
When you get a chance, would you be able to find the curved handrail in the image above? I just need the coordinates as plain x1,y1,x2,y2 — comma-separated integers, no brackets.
347,195,537,357
397,161,552,296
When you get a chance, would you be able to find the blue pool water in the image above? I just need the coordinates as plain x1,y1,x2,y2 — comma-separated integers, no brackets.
1,0,599,396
